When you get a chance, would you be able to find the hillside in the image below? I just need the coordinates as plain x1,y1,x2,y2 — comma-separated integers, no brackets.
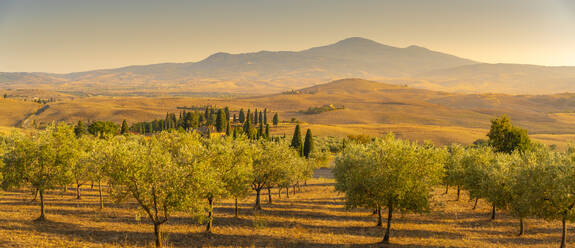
415,63,575,94
5,79,575,147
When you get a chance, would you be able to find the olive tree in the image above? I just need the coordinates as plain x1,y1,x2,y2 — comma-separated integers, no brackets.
508,145,554,236
443,144,466,200
482,153,514,220
462,146,494,210
201,136,254,232
71,136,96,199
86,138,109,209
222,138,254,218
104,133,204,248
334,134,445,243
525,148,575,248
251,140,297,210
1,123,78,221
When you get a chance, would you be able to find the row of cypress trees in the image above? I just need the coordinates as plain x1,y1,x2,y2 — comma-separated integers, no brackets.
290,124,313,158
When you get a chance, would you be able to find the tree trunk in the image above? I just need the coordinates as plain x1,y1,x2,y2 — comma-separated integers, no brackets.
278,188,281,199
206,197,213,233
293,185,296,196
267,187,272,204
76,182,81,200
518,217,524,236
154,222,163,248
98,180,104,209
285,186,289,199
234,198,239,218
377,207,383,227
383,204,393,243
561,215,567,248
456,186,461,201
473,198,479,210
31,188,38,202
36,189,46,221
254,189,262,210
91,181,94,189
445,184,449,194
490,204,496,220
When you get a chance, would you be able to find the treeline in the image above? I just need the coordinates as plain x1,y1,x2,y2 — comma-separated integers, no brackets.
0,122,328,248
299,104,344,114
129,106,280,138
335,115,574,248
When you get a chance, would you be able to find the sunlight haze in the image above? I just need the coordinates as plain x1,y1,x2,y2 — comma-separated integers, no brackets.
1,0,574,73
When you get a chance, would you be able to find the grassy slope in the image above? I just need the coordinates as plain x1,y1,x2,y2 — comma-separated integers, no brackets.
4,79,575,146
0,98,43,127
0,178,571,247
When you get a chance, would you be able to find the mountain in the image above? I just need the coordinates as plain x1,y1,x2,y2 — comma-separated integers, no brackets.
0,37,476,95
1,37,574,95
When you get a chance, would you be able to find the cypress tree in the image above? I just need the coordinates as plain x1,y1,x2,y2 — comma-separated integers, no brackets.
232,126,237,139
273,113,279,126
199,113,205,125
120,120,129,135
303,129,314,158
233,114,237,123
264,108,268,124
215,109,226,132
265,124,270,139
147,122,153,134
224,107,230,121
204,107,210,124
258,123,264,139
74,120,87,137
254,109,258,124
259,112,263,126
225,121,231,136
246,109,251,124
243,114,253,138
239,109,245,123
290,124,303,154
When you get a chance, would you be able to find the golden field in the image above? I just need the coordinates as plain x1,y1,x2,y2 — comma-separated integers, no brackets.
0,177,571,248
2,79,575,147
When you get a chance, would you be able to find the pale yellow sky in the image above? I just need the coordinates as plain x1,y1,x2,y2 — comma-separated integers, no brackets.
1,0,574,73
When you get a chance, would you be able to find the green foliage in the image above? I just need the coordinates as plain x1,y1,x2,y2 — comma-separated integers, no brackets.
487,115,531,154
215,109,227,132
303,129,314,158
290,124,303,155
251,140,306,209
239,109,245,123
120,120,129,135
334,134,445,242
299,104,344,114
443,144,466,190
272,113,279,126
346,134,372,144
88,121,119,138
74,120,88,137
1,123,79,220
462,146,495,201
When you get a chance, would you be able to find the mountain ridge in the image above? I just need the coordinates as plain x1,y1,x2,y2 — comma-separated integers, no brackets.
1,37,574,95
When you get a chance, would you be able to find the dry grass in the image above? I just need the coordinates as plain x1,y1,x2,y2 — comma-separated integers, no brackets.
0,98,43,127
0,177,570,248
2,79,575,147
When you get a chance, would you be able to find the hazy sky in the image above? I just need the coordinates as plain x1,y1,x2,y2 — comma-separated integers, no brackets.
1,0,574,73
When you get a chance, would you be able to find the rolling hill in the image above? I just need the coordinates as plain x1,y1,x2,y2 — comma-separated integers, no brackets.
4,37,574,95
4,78,575,147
